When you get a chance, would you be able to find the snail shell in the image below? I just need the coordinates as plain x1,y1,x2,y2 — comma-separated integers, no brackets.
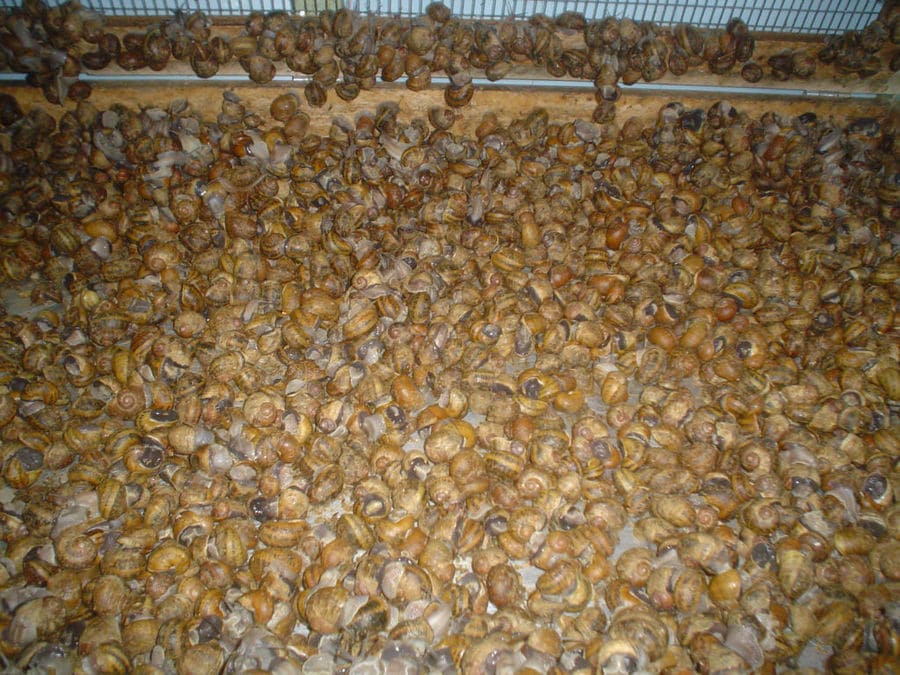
483,563,522,610
55,530,99,570
615,547,654,588
651,494,696,528
778,548,814,600
608,606,668,662
300,585,348,634
178,643,224,675
147,540,191,574
708,568,742,606
243,390,284,427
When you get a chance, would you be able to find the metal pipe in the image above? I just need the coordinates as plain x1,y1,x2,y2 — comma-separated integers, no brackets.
0,71,879,100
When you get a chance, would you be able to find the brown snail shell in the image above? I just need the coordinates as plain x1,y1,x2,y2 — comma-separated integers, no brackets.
486,563,524,609
586,637,642,672
300,585,348,634
147,540,191,574
243,390,284,427
245,54,276,84
651,494,696,528
615,547,654,588
178,643,224,675
608,606,668,662
270,92,299,122
167,424,214,455
708,568,741,606
56,530,99,570
304,81,327,107
445,82,474,108
190,43,220,78
778,548,814,600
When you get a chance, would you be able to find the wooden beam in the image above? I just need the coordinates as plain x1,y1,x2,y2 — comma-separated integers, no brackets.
0,81,894,137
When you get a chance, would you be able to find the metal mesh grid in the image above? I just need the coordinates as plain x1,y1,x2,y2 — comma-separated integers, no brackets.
0,0,885,34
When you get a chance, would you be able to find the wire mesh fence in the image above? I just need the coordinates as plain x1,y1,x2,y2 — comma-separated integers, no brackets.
0,0,885,34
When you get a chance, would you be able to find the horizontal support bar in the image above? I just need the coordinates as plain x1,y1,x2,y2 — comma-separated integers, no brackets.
0,71,882,101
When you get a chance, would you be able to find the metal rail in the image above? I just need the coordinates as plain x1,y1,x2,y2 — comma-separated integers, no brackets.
0,70,883,101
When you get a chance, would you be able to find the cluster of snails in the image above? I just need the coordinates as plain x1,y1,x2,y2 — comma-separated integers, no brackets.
819,7,900,79
3,2,899,108
0,79,896,673
0,0,101,103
